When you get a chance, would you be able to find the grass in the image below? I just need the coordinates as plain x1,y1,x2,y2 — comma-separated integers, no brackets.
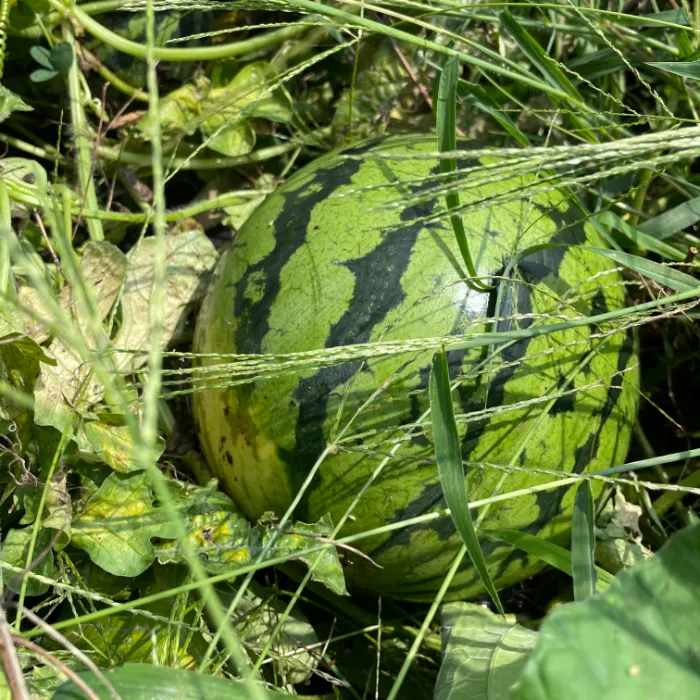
0,0,699,698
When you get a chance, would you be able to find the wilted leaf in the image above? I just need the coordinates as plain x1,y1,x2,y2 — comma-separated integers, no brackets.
137,76,210,138
0,85,32,124
71,471,180,577
234,592,320,685
435,602,538,700
0,335,53,420
595,489,652,574
1,526,54,595
33,241,127,431
516,524,700,700
111,230,217,373
42,472,71,550
200,62,292,156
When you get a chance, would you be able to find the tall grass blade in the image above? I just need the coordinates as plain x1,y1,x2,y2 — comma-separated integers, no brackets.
499,10,596,142
572,482,597,601
436,56,490,292
637,195,700,239
429,347,503,613
484,530,613,592
587,247,698,291
647,61,700,79
595,211,685,260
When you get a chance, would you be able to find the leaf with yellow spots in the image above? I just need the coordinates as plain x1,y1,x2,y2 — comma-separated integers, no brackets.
71,471,180,577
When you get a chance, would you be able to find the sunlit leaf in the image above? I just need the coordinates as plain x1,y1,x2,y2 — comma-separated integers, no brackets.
516,524,700,700
435,602,538,700
571,482,596,601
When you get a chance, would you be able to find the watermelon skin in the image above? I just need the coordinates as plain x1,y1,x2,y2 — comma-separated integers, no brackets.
193,134,639,601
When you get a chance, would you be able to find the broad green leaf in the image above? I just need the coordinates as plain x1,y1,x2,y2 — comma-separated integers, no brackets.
571,482,596,601
111,230,218,373
52,663,297,699
0,86,32,124
0,335,51,420
484,529,613,592
594,210,685,261
200,117,256,158
647,60,700,79
435,602,538,700
1,527,54,595
587,247,698,292
71,471,180,577
637,195,700,239
430,348,502,612
516,524,700,700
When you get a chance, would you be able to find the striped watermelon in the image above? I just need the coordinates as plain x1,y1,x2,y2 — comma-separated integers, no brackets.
193,134,639,601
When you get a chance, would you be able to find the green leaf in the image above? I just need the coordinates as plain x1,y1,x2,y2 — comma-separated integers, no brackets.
571,482,596,601
647,60,700,79
516,524,700,700
484,529,613,592
430,348,503,613
52,663,297,699
0,86,32,124
49,42,74,75
587,247,698,292
70,471,180,577
30,68,58,83
200,117,256,158
138,77,209,138
637,195,700,239
435,602,538,700
594,210,686,261
1,527,54,595
29,45,53,70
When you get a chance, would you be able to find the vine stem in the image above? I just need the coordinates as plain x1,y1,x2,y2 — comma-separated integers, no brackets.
46,0,307,62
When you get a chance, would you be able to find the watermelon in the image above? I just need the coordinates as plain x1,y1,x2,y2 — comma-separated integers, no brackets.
193,134,639,601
